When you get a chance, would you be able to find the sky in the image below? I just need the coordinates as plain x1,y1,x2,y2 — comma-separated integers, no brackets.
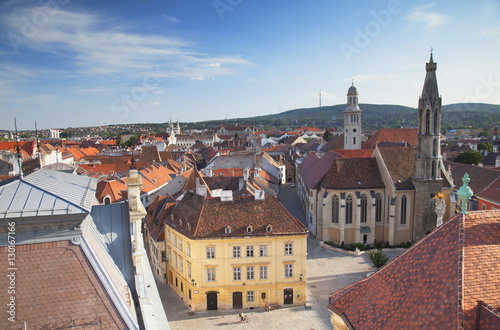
0,0,499,130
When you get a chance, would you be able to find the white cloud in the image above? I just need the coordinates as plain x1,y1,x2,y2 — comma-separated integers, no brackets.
480,28,500,37
191,76,205,81
406,6,449,31
161,14,181,24
1,6,252,79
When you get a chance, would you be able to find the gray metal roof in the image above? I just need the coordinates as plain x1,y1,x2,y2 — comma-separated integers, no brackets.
0,169,96,218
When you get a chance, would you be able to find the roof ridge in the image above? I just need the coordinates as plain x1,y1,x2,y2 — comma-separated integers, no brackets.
457,213,465,328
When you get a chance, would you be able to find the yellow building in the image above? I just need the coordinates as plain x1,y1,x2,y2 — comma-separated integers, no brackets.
164,191,308,311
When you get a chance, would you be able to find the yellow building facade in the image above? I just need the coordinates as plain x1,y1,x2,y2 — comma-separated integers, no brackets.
163,192,308,311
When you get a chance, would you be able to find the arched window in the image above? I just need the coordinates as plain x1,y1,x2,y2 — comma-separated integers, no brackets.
345,195,353,224
431,160,437,179
433,138,437,157
400,195,407,225
332,195,339,223
353,137,356,145
375,193,382,222
433,110,438,133
360,194,367,223
425,110,430,134
103,196,111,205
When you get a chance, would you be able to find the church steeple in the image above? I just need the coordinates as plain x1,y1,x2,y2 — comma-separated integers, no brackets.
412,52,444,240
343,82,362,150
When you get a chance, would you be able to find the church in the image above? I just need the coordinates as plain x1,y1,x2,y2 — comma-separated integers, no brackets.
297,54,456,246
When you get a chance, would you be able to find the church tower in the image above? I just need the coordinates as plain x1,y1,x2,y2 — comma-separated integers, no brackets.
343,83,362,150
412,53,443,240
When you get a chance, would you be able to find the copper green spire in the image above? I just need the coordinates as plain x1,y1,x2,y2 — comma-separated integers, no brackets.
457,173,474,214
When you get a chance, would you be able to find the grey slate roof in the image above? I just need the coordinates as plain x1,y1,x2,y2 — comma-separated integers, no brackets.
0,169,96,218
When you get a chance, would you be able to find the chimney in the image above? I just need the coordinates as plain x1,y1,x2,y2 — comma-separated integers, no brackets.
243,167,250,181
255,189,265,200
220,190,233,202
496,155,500,168
196,178,207,197
239,177,245,191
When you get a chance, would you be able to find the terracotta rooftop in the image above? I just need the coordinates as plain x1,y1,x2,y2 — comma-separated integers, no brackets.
139,145,162,163
167,192,308,239
0,241,127,329
321,157,384,190
328,210,500,329
444,160,500,195
364,128,418,149
331,149,374,158
377,147,417,190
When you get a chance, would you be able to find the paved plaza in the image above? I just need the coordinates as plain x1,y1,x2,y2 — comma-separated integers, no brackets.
157,184,403,329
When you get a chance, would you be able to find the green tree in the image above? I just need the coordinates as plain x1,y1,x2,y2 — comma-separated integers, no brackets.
323,130,333,142
454,150,483,165
477,142,493,153
368,250,389,268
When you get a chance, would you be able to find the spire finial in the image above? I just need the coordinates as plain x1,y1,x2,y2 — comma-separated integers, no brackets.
351,78,354,86
457,173,474,214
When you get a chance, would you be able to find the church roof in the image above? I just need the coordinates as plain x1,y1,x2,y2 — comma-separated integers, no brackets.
421,53,439,100
363,128,418,149
347,84,358,95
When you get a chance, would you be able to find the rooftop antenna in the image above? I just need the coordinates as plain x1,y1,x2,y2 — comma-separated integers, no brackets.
35,121,42,163
14,118,23,178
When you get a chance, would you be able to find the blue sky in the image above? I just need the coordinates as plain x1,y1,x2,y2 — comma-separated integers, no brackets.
1,0,499,130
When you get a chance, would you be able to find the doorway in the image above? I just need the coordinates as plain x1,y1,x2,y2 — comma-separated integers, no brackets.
207,292,218,310
284,288,294,305
232,292,243,309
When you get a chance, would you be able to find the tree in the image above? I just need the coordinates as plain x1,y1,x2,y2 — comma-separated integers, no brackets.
454,150,483,165
323,130,333,141
368,250,389,269
477,142,493,153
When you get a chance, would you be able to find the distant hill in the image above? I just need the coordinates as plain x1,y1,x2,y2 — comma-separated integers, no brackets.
196,102,500,131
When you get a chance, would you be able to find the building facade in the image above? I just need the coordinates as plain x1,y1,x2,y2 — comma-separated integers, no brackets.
164,192,308,311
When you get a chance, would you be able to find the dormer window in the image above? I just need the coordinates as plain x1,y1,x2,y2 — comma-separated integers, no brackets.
225,226,231,234
266,225,273,233
246,225,253,233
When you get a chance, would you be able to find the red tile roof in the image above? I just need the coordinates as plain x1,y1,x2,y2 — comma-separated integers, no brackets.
321,157,384,189
0,241,127,329
167,192,308,239
328,211,500,329
299,151,343,189
331,149,374,158
364,128,418,149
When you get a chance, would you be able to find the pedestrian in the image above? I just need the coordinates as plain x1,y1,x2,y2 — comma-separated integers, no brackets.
239,311,245,322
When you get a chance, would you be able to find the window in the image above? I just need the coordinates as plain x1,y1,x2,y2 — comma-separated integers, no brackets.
247,291,254,302
167,230,171,242
103,196,111,205
161,251,166,262
266,225,272,233
246,225,253,233
167,247,171,263
233,246,241,258
207,268,216,282
187,262,191,279
425,110,430,133
332,195,339,223
178,238,183,252
246,246,254,258
284,243,293,255
360,194,367,223
180,282,183,292
284,264,293,278
186,242,191,257
375,194,382,222
260,266,268,280
400,195,407,225
225,226,231,234
206,246,215,259
173,235,177,248
174,253,178,269
346,195,353,224
233,267,241,281
247,266,254,280
179,257,183,274
259,245,267,257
